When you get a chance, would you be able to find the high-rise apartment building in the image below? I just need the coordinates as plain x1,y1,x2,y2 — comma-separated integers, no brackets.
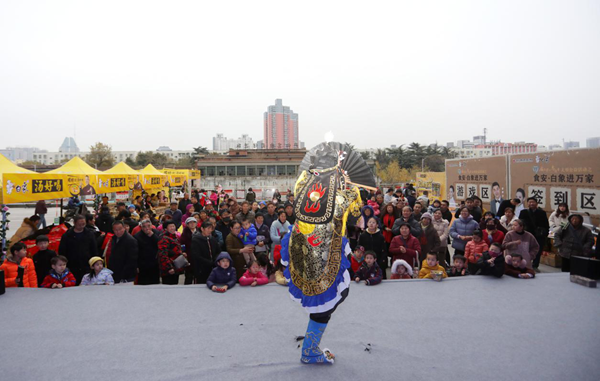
586,137,600,148
263,99,299,149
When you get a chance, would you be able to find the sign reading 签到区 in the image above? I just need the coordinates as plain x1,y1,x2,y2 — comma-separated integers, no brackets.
509,149,600,217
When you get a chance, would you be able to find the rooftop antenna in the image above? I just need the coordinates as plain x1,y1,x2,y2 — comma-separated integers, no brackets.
483,128,487,145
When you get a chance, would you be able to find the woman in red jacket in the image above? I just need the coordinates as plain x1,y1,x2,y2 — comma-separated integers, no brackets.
381,203,396,252
1,242,37,288
388,222,421,270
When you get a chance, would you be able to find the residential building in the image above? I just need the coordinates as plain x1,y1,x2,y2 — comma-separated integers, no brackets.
213,134,256,152
0,147,41,163
586,137,600,148
563,141,580,149
263,99,300,149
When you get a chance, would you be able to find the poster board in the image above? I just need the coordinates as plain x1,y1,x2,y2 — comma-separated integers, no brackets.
445,156,509,214
415,172,446,201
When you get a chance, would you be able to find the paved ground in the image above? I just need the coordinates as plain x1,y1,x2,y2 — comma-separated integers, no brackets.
1,273,598,381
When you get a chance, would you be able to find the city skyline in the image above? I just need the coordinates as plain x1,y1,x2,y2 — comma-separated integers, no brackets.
1,1,599,152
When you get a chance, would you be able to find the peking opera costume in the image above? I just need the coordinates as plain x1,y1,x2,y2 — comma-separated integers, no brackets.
280,142,376,364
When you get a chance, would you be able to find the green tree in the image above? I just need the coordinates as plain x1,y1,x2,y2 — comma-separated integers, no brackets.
374,148,390,167
423,154,445,172
175,156,194,167
85,142,114,169
135,151,169,168
191,146,209,167
125,156,136,167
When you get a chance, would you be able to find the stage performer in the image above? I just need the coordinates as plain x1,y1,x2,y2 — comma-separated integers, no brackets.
280,142,374,365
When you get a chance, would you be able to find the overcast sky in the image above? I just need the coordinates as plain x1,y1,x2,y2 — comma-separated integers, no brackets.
1,0,599,152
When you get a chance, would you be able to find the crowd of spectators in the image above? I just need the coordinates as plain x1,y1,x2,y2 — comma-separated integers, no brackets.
2,185,597,291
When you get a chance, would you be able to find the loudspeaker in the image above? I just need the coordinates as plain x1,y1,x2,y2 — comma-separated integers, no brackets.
570,256,600,280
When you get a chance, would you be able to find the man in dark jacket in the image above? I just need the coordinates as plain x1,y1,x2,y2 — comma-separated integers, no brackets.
263,202,277,228
165,202,183,229
120,210,138,233
96,206,115,234
440,200,453,224
553,214,595,272
134,219,161,285
191,220,220,284
392,206,422,238
246,188,256,203
518,197,550,271
215,209,232,249
454,197,482,223
178,193,192,214
496,198,521,218
58,214,99,285
107,221,139,283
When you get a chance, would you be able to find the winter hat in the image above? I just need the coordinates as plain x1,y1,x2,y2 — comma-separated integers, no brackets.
205,200,212,205
185,217,197,225
568,214,583,224
36,235,49,244
355,245,365,254
89,256,104,268
391,259,413,276
505,254,527,269
420,212,433,221
128,204,136,209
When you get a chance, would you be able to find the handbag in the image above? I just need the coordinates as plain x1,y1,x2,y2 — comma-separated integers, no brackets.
173,255,189,270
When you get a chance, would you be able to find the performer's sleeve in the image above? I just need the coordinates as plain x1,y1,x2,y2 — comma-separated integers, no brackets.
280,226,292,266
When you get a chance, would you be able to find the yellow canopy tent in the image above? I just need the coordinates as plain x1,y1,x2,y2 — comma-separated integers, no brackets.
0,153,36,203
139,164,169,191
46,157,101,198
102,162,143,193
161,168,201,188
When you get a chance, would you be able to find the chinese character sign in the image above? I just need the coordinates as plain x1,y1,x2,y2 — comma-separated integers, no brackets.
3,173,69,203
527,186,546,208
479,185,491,202
576,188,599,215
549,187,570,210
467,184,478,198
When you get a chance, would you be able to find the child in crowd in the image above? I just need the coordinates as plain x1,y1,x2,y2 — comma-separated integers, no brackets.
418,252,448,280
32,235,57,286
273,249,288,286
447,255,470,277
81,257,115,285
354,251,382,285
367,196,380,216
239,218,258,264
347,245,365,279
41,256,76,288
207,252,237,292
256,253,275,283
239,260,270,286
1,242,37,288
390,259,413,279
504,253,535,279
475,242,505,278
464,230,489,274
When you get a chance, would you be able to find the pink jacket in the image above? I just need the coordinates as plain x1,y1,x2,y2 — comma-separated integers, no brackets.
239,269,269,286
367,200,380,216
